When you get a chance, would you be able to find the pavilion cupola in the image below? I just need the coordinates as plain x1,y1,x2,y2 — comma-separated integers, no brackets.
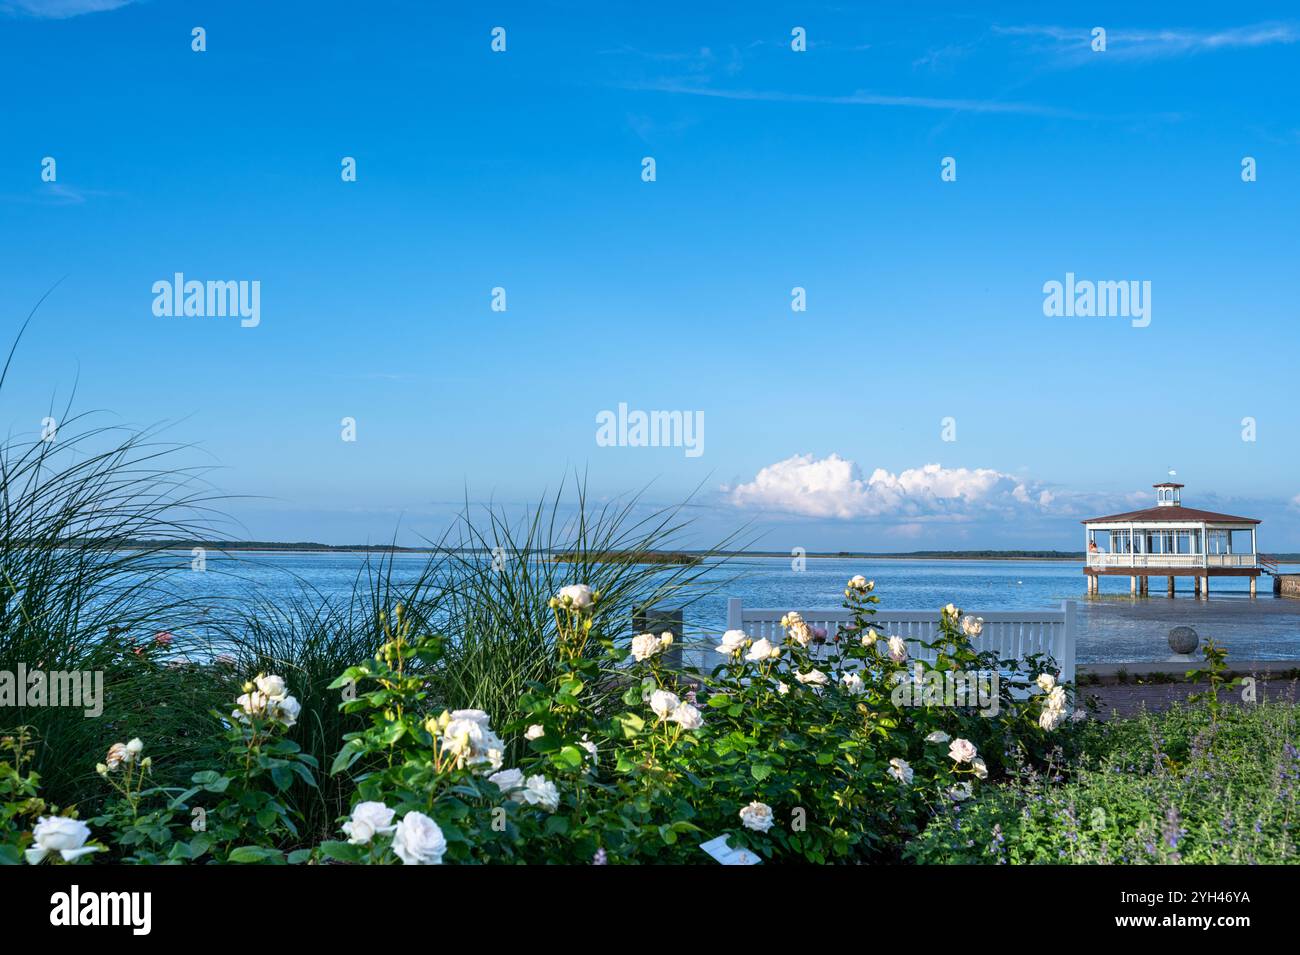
1153,482,1182,507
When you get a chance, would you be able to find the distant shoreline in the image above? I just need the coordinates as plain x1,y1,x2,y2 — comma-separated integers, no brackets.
120,542,1300,563
121,543,1094,561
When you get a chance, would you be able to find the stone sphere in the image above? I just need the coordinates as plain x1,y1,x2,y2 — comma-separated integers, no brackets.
1168,626,1199,655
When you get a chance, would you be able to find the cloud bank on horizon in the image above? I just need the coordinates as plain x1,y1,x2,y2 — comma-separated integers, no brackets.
724,456,1058,522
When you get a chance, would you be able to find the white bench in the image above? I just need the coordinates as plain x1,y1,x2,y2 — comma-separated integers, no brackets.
725,599,1077,684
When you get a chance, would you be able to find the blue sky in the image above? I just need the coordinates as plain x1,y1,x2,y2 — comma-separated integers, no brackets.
2,1,1299,550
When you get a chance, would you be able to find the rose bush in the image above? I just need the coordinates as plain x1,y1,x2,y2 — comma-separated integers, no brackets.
2,576,1088,864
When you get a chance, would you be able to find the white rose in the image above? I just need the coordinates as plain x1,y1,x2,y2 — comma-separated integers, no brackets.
580,734,599,763
26,816,100,864
125,738,144,757
745,638,780,662
488,767,525,793
391,811,447,865
780,621,811,649
556,584,593,608
795,669,828,686
105,742,128,770
524,724,545,740
776,682,789,695
441,717,505,772
255,674,288,699
630,632,664,662
716,629,748,656
942,603,960,620
971,757,988,780
738,801,774,833
1036,673,1056,693
948,738,977,763
669,702,703,730
861,628,879,648
649,689,681,720
450,709,491,727
887,635,908,663
232,690,270,722
1039,706,1065,731
342,801,396,845
925,731,951,744
847,575,870,591
270,695,301,728
960,615,984,638
516,774,561,812
1047,686,1067,711
841,672,864,694
948,782,974,802
888,757,913,785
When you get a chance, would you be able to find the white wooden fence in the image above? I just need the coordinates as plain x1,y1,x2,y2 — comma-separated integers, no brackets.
725,599,1077,684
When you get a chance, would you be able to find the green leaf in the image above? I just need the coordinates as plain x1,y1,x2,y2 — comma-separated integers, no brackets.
318,840,366,863
617,712,645,738
327,666,371,689
555,745,585,769
377,720,407,745
330,738,366,776
166,786,202,809
751,763,773,781
291,760,320,788
190,771,230,793
227,845,279,864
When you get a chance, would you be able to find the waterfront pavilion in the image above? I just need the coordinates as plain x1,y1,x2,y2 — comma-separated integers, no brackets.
1082,483,1272,597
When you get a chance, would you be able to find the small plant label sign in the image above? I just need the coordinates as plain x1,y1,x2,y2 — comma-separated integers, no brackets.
699,835,762,865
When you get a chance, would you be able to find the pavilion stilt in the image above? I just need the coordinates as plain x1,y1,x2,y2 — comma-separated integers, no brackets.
1167,576,1175,597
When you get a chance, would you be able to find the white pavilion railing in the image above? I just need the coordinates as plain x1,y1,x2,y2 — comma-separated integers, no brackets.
725,599,1076,684
1086,553,1258,570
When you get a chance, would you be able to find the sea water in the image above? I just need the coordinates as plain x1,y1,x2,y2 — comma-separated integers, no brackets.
163,552,1300,664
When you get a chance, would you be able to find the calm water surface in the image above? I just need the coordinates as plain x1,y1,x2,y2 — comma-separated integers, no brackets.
165,553,1300,664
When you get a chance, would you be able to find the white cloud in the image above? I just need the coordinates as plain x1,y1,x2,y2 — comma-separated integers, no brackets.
2,0,137,18
628,81,1081,118
995,22,1298,61
723,455,1056,521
